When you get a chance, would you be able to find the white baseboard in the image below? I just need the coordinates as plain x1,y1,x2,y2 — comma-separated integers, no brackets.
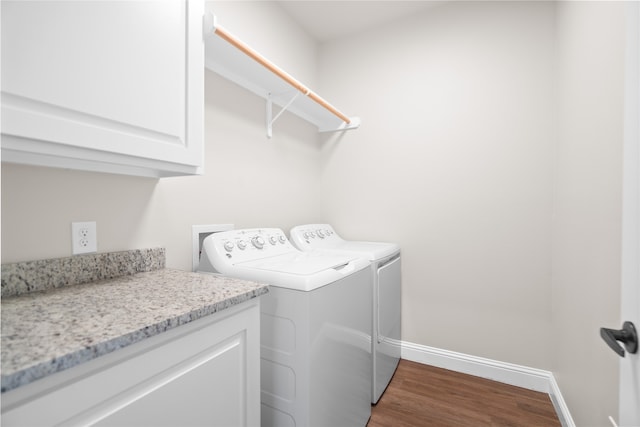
400,340,575,427
548,374,575,427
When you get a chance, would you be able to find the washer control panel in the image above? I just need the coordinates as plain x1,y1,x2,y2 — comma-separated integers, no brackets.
202,228,295,265
289,224,343,249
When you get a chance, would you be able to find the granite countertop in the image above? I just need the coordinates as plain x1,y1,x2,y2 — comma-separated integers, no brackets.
1,257,268,393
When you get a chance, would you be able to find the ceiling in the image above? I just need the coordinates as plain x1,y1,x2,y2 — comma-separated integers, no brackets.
276,1,445,43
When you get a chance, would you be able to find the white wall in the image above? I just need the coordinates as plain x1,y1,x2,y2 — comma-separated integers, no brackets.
0,1,630,424
316,1,627,424
1,1,322,269
553,2,626,424
318,1,556,370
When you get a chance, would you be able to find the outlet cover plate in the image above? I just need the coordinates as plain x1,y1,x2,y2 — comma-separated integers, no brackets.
72,221,97,255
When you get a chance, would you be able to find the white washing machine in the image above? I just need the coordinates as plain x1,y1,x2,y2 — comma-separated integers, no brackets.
199,228,372,427
289,224,401,404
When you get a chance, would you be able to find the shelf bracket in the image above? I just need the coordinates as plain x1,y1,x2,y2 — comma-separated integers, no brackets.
266,90,309,139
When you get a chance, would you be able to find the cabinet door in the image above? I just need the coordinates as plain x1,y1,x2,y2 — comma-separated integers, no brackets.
1,0,204,177
1,301,261,427
93,335,247,427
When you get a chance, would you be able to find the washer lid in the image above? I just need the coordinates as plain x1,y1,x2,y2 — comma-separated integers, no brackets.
237,252,357,275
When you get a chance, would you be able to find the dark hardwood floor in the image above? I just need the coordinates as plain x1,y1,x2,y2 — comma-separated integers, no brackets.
367,359,561,427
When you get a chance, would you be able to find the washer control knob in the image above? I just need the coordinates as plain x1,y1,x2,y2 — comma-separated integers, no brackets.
223,241,234,252
237,240,247,250
252,236,265,249
269,235,278,245
316,230,325,238
279,235,286,244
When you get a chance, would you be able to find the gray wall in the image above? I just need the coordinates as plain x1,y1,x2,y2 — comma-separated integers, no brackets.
318,0,556,370
553,1,626,423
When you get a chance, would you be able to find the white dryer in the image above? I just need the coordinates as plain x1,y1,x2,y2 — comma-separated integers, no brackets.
290,224,401,404
199,228,372,427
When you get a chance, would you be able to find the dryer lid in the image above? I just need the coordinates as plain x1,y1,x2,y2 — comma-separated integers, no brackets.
331,241,400,261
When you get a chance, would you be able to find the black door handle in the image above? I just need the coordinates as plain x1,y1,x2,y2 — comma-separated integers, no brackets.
600,321,638,357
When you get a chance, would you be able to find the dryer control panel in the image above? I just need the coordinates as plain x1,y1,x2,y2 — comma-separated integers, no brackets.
290,224,400,261
201,228,295,266
290,224,343,249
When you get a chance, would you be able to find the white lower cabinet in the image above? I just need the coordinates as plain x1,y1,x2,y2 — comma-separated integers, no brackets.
1,300,261,427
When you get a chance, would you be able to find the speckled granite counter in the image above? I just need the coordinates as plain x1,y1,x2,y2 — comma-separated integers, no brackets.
1,248,167,298
1,253,268,393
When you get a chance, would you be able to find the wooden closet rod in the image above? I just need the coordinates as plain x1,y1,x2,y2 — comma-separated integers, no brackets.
213,25,351,124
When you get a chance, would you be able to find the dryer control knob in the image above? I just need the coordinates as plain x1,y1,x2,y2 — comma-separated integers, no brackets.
316,230,325,238
252,236,265,249
269,235,278,245
278,235,286,244
237,240,247,250
223,241,234,252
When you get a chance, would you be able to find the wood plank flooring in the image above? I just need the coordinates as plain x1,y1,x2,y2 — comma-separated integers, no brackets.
367,359,561,427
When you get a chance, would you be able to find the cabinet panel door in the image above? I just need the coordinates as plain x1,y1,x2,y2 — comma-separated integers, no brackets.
1,301,261,427
94,335,246,427
1,0,204,176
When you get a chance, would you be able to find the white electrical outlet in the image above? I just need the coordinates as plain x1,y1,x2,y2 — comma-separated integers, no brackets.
71,221,97,255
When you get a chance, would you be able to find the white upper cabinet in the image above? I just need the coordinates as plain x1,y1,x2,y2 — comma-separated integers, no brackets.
1,0,204,178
